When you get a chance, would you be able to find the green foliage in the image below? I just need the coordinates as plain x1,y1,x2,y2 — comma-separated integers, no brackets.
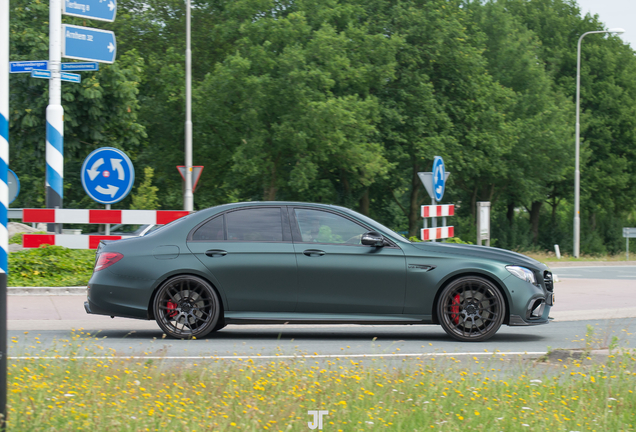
445,237,474,245
7,0,636,254
8,246,95,287
131,167,159,210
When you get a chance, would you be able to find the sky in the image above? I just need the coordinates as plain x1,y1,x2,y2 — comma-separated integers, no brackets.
576,0,636,48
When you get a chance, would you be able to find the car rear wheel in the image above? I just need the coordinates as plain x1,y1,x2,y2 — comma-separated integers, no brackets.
153,275,220,339
437,276,505,342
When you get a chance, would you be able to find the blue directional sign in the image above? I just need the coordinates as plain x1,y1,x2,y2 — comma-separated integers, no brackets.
9,60,48,73
63,0,117,22
61,72,81,83
432,156,446,202
62,62,99,71
30,69,51,79
62,25,117,64
81,147,135,204
8,169,20,205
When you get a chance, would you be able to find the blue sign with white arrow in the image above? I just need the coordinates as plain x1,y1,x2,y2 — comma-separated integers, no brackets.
62,25,117,64
9,60,48,73
432,156,446,202
81,147,135,204
63,0,117,22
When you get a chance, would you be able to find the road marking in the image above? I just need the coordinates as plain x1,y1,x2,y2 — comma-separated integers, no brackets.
9,351,548,361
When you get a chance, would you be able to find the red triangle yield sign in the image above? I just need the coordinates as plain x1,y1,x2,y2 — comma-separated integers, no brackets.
177,166,204,192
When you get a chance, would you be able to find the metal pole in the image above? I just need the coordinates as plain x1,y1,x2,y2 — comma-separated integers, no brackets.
431,197,436,242
574,34,582,258
0,0,9,425
105,204,110,235
183,0,193,212
574,29,624,258
47,0,64,234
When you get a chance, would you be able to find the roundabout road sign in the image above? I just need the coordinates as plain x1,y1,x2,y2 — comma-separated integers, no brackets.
432,156,445,202
8,169,20,204
81,147,135,204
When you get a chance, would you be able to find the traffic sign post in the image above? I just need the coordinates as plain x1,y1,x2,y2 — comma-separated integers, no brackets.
623,228,636,260
1,0,9,424
63,0,117,22
62,25,116,64
81,147,135,205
418,157,451,242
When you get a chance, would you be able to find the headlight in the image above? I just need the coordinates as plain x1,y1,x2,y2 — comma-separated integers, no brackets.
506,265,537,285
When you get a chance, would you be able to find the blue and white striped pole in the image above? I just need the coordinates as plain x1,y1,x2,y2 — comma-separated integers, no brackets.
0,0,10,424
46,0,64,232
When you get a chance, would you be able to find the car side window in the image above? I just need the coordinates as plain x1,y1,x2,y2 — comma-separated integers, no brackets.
192,215,225,241
294,209,367,245
226,208,284,242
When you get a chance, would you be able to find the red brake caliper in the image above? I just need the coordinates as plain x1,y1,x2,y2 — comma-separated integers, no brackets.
451,294,460,325
166,301,178,318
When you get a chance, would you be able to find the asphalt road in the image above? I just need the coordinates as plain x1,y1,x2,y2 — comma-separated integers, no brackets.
552,265,636,280
8,264,636,361
8,318,636,360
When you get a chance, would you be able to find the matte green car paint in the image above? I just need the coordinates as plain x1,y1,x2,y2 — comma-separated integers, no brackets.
86,201,553,329
293,242,406,314
187,241,298,312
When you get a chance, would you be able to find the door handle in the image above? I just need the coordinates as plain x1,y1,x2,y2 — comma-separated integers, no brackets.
205,249,227,257
303,249,325,257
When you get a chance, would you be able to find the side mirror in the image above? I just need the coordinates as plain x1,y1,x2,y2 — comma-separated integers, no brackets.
361,231,384,247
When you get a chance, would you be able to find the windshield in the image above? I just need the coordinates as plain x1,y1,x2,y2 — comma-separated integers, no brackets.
342,209,411,244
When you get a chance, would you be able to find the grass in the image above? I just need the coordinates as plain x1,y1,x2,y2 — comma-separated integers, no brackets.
8,245,95,287
6,331,636,431
523,250,634,264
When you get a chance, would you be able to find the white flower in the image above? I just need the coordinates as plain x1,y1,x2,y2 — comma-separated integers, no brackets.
64,394,74,397
365,421,374,425
522,407,532,410
530,379,542,383
608,398,617,401
134,380,141,386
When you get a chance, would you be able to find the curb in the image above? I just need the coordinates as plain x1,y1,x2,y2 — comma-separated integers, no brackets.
8,286,87,295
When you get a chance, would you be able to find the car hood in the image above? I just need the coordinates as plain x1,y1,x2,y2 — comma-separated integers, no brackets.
410,242,545,270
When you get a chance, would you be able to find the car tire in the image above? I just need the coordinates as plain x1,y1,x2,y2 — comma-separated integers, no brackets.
153,275,220,339
437,276,505,342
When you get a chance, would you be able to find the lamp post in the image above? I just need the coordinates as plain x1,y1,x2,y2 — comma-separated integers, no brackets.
574,28,624,258
184,0,193,212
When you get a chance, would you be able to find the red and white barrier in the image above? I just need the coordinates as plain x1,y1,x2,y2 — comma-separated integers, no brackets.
23,234,135,250
421,226,454,241
22,209,189,225
421,204,454,218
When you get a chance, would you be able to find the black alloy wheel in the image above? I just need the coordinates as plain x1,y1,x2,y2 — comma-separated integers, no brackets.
153,275,220,339
437,276,506,342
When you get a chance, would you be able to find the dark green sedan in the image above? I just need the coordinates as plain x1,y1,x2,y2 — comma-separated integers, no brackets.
85,202,554,342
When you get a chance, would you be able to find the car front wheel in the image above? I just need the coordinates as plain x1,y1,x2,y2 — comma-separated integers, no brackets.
437,276,505,342
153,275,220,339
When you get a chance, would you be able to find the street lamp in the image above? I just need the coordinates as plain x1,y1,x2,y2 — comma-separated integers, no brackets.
574,28,624,258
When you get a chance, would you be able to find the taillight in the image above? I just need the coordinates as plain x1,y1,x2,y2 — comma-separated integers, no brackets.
94,252,124,272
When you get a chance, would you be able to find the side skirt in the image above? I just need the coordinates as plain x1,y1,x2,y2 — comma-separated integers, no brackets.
224,312,431,325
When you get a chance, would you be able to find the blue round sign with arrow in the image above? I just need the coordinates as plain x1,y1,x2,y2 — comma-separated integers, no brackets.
81,147,135,204
432,156,446,202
